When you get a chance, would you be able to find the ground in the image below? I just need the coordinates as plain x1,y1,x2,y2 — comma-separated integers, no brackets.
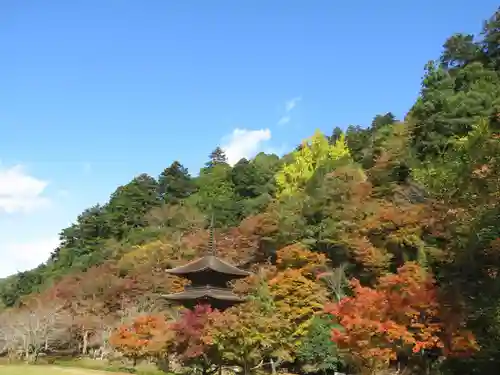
0,365,130,375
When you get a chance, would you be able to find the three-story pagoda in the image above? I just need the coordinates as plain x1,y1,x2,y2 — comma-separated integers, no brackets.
163,221,251,311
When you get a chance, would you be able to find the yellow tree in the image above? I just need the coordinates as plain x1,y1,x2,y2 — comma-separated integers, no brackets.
270,245,330,359
275,130,350,198
268,269,328,353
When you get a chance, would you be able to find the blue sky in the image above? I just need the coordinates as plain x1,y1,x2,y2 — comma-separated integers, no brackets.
0,0,497,277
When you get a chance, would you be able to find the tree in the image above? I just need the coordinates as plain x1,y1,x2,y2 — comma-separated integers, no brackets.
275,243,328,276
145,204,206,234
329,126,343,145
440,33,478,69
206,147,228,168
345,125,371,164
268,268,328,354
189,164,240,227
53,204,112,272
106,174,161,239
409,60,500,160
110,314,171,366
158,161,196,204
231,158,261,198
7,292,68,363
297,314,343,374
170,304,221,375
275,130,350,198
371,112,396,131
325,262,478,374
52,264,137,355
481,7,500,70
209,291,288,374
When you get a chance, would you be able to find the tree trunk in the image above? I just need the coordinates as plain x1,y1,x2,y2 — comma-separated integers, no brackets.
270,358,277,375
33,348,40,364
23,336,29,362
82,330,90,355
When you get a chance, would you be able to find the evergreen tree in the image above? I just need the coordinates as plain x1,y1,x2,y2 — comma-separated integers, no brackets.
206,146,228,168
158,161,196,204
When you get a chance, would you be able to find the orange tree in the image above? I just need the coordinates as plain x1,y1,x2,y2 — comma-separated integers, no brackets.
325,262,478,373
275,243,328,275
110,314,172,366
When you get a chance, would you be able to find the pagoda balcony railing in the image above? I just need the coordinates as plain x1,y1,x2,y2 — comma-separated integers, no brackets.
183,285,233,292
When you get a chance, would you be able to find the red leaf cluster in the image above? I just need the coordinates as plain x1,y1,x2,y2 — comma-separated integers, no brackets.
170,304,220,359
325,262,478,369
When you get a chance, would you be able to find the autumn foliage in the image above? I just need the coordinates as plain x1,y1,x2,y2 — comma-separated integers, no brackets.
170,304,220,360
111,305,221,369
325,262,478,372
208,296,288,368
275,243,328,275
110,314,171,364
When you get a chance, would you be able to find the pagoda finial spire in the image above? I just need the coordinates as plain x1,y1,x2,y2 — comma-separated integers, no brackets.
208,213,216,256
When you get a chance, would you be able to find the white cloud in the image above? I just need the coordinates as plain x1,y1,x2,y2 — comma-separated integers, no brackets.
222,128,272,166
277,115,290,125
278,96,302,126
0,236,60,277
285,96,302,112
0,165,50,213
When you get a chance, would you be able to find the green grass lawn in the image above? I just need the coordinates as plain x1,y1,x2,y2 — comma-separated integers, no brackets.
0,359,169,375
0,365,129,375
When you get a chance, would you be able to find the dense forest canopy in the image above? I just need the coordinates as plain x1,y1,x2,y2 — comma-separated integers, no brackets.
3,8,500,375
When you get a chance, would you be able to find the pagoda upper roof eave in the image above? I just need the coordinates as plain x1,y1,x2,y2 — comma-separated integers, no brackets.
165,255,252,277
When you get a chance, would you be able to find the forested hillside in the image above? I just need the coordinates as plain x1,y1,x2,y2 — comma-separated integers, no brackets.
2,8,500,375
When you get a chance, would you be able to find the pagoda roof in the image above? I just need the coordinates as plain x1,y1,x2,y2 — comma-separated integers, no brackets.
165,255,251,278
163,286,246,302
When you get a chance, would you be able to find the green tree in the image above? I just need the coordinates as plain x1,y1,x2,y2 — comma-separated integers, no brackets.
371,112,396,131
231,158,261,199
158,161,196,204
190,164,239,227
440,33,479,69
297,315,343,374
329,126,343,145
345,125,370,164
410,60,500,160
107,173,160,239
206,146,228,168
481,7,500,70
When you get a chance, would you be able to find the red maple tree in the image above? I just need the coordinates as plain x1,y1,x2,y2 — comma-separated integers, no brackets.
325,262,478,372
